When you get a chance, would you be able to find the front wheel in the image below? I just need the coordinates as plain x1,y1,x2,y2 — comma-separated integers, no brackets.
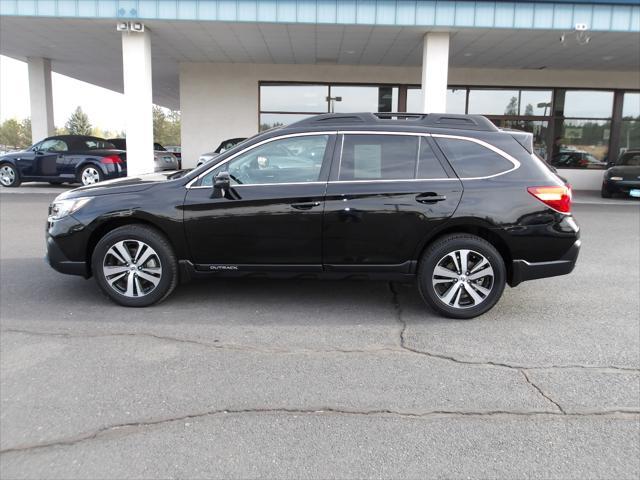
92,225,178,307
418,234,506,319
79,165,103,186
601,185,612,198
0,163,21,187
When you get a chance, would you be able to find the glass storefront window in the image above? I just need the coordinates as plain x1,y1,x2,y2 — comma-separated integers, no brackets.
260,85,328,113
331,86,398,113
501,120,550,160
561,91,613,118
622,92,640,119
468,89,520,115
406,88,466,114
550,119,610,168
519,91,552,116
619,93,640,155
259,113,317,131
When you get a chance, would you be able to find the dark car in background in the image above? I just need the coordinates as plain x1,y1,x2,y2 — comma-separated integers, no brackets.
551,149,607,169
0,135,126,187
45,113,579,319
197,137,248,166
107,139,181,171
601,149,640,198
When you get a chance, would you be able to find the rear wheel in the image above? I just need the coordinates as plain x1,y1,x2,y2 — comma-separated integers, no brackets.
0,163,21,187
79,165,103,186
418,234,506,319
92,225,178,307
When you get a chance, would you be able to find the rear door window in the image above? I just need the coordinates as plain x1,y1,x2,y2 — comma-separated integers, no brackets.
339,135,419,180
434,137,514,178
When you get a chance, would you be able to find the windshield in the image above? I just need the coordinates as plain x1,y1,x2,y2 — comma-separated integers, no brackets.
618,152,640,166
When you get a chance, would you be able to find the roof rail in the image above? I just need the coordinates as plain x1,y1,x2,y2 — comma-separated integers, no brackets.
289,112,498,132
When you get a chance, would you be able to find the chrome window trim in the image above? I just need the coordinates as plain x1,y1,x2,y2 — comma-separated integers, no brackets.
186,131,337,189
430,133,521,180
186,129,522,189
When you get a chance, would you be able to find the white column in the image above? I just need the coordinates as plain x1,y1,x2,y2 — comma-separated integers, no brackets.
27,58,54,141
121,27,155,176
420,32,450,114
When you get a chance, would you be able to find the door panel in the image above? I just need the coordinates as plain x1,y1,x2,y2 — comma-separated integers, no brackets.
322,133,463,270
182,133,336,268
322,180,463,268
183,184,326,267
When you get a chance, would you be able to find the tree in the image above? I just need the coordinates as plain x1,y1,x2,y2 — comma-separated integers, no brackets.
20,118,32,146
65,106,92,135
0,119,22,147
524,103,534,116
152,105,181,145
504,96,518,115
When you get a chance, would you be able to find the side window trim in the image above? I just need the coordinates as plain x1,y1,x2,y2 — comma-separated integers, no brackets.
431,134,521,180
188,131,337,189
331,131,457,183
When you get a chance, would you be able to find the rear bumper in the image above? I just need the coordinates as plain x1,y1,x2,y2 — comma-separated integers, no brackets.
510,239,581,287
45,234,88,277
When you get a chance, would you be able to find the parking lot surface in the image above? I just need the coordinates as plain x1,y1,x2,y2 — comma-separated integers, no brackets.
1,189,638,479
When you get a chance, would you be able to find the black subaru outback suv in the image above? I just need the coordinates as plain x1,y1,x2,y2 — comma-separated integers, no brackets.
46,113,580,319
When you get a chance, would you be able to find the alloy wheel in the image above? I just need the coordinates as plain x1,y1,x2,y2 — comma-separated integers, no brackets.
102,240,162,298
81,167,101,185
0,165,16,186
432,249,495,309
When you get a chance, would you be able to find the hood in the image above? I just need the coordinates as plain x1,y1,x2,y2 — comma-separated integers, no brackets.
59,171,180,199
608,165,640,179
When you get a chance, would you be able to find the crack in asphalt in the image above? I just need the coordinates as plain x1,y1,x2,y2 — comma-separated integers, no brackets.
1,288,639,455
386,282,625,416
2,407,638,455
2,326,639,373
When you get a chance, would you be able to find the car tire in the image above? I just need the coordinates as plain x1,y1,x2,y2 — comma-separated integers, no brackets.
92,225,178,307
79,165,103,186
0,163,21,187
418,233,506,320
600,185,612,198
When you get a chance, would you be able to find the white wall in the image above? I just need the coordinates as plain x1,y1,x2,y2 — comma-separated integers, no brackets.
180,62,638,188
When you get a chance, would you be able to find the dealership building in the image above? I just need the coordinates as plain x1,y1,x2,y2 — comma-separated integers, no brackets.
1,0,638,188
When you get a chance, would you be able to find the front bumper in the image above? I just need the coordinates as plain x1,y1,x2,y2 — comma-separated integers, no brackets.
510,239,581,287
46,234,89,277
603,179,640,195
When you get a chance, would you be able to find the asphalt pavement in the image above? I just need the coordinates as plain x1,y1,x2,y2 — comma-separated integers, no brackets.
0,188,638,479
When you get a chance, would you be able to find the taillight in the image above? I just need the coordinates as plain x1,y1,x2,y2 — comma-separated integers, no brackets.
101,155,122,164
527,185,572,213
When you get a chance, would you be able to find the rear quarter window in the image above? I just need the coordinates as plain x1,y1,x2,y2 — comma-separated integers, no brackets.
434,137,514,178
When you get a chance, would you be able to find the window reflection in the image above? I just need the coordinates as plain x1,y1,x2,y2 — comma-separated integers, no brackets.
519,91,552,116
260,85,328,113
551,119,610,168
331,86,398,113
560,91,613,118
468,89,519,115
406,88,466,114
259,113,316,131
501,120,550,160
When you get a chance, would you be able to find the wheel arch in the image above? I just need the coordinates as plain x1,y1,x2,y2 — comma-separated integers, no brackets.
75,158,106,180
417,220,514,282
85,216,177,277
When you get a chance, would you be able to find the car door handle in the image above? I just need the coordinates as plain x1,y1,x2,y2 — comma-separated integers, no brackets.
291,201,321,210
416,193,447,203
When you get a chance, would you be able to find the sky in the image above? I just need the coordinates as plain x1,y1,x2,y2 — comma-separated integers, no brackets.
0,55,127,132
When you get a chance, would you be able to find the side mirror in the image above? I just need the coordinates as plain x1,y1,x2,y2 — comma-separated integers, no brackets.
212,171,230,198
606,161,615,168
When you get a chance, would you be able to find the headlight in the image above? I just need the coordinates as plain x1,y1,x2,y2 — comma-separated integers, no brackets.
49,197,92,221
609,176,623,181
